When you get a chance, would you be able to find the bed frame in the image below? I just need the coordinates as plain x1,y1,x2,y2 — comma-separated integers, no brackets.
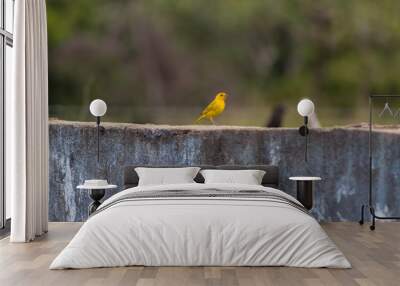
123,165,279,190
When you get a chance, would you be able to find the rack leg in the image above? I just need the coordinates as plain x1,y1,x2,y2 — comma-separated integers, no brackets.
359,205,365,225
370,206,376,231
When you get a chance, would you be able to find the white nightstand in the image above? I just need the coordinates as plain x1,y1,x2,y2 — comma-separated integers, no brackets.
77,184,117,215
289,177,321,210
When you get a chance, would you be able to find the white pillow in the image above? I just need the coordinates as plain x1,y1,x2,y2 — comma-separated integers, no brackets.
200,169,266,185
135,167,201,186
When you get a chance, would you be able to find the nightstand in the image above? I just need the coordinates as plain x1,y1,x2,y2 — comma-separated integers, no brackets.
289,177,321,210
77,184,117,216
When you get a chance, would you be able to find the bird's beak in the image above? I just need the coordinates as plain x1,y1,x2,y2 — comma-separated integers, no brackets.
224,94,229,99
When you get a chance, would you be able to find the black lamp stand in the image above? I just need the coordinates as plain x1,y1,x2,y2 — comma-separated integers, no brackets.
298,116,310,162
96,116,100,162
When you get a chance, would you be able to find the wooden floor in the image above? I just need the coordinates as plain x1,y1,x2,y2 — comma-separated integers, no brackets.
0,222,399,286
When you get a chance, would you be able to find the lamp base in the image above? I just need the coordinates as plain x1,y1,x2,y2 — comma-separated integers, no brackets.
298,125,309,136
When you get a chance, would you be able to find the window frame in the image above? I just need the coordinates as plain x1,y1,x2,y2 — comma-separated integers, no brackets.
0,0,13,230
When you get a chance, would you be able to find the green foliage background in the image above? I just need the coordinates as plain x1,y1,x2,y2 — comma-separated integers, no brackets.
47,0,400,126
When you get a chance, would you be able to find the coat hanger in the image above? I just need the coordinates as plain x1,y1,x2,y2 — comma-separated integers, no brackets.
379,97,393,117
394,107,400,118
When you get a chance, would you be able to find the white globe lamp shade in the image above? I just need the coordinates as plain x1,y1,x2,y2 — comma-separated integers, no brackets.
90,99,107,117
297,99,315,117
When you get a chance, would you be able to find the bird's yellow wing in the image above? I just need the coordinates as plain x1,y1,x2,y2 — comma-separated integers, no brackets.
201,99,218,116
196,100,218,123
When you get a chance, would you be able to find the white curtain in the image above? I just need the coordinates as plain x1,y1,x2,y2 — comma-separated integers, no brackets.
7,0,49,242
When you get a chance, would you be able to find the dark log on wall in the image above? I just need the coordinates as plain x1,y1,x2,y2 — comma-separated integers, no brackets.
266,104,286,127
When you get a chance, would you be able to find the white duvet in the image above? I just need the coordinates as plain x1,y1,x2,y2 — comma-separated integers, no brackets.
50,183,350,269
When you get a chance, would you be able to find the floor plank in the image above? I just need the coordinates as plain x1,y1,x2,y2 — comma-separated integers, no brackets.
0,222,399,286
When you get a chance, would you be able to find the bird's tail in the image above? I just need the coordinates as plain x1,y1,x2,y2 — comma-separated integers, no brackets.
195,115,206,124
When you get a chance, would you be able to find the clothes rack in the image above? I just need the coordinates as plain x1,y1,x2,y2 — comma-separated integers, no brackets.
359,94,400,230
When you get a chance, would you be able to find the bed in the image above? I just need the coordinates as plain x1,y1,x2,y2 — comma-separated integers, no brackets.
50,165,350,269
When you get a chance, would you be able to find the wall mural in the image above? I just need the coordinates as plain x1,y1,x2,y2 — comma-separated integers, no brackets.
49,121,400,222
46,1,400,223
47,0,400,127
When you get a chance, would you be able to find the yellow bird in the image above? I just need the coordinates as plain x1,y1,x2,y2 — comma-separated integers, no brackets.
196,92,228,125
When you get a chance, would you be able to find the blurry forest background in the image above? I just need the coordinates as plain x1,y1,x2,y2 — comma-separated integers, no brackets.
47,0,400,127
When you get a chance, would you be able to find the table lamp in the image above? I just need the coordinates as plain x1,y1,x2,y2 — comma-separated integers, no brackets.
89,99,107,162
297,99,315,162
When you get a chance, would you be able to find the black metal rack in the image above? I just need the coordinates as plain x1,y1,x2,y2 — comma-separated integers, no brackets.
359,95,400,230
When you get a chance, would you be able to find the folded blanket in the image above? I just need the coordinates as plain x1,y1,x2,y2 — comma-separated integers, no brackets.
92,188,309,217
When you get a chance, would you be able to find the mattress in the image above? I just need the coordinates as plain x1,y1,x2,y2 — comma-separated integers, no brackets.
50,183,351,269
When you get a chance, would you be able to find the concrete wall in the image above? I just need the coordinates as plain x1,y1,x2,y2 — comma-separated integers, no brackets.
49,120,400,222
